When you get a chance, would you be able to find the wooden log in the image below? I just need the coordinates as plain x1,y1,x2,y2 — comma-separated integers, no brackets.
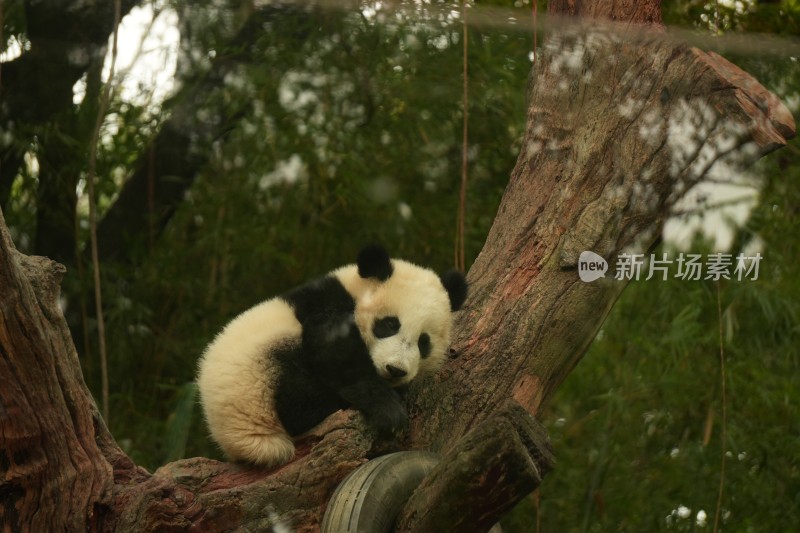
396,404,554,533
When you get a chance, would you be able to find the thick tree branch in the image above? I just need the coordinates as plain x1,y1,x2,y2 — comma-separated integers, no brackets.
408,13,794,458
0,208,115,531
547,0,664,26
396,404,554,533
107,411,380,532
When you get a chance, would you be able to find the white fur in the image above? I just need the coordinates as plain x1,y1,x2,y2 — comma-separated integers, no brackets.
197,298,300,466
335,259,453,384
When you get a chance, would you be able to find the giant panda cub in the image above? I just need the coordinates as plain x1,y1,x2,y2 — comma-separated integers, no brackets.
197,245,467,467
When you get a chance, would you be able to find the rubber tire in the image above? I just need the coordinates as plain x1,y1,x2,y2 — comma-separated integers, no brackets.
321,451,439,533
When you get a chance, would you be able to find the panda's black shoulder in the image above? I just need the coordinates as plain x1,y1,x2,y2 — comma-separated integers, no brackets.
281,273,355,322
280,272,370,372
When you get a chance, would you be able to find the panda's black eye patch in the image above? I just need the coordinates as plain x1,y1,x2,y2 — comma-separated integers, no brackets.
418,333,431,358
373,316,401,338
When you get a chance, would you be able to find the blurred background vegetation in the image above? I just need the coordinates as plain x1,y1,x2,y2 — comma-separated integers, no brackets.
1,0,798,530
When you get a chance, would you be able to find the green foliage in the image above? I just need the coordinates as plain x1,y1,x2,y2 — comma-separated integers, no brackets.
162,381,199,463
0,0,27,44
663,0,800,34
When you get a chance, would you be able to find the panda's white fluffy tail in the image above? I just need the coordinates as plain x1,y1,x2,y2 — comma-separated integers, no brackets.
223,432,295,467
197,298,303,467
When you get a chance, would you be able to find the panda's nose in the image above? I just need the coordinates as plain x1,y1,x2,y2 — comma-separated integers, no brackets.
386,364,407,379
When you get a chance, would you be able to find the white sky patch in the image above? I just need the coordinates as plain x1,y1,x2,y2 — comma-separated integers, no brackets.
783,92,800,113
0,35,28,63
661,95,762,252
73,2,179,108
259,154,308,190
278,71,323,112
361,1,385,20
427,34,452,51
664,180,758,251
398,202,413,220
718,0,755,13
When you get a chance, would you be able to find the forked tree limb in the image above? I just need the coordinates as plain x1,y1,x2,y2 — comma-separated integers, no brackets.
407,23,794,458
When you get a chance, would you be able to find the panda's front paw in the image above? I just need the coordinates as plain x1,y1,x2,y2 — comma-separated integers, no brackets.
370,401,409,438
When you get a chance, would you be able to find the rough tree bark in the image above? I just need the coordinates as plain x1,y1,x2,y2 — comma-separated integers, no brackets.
0,2,795,532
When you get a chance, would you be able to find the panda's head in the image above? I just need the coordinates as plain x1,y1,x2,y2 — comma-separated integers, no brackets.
342,245,468,386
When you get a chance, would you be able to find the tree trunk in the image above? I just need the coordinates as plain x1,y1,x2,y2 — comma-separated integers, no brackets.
0,2,794,532
0,211,114,531
405,4,795,457
0,0,140,211
393,3,794,529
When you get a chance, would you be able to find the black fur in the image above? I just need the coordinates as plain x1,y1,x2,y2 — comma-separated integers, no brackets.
357,244,393,281
418,333,432,359
440,270,468,311
272,340,347,435
372,316,400,338
275,275,407,436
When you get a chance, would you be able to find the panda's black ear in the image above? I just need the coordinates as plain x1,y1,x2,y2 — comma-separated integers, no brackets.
357,244,393,281
440,270,468,312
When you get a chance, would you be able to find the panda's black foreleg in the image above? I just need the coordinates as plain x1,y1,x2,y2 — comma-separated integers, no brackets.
335,379,409,437
301,309,410,438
